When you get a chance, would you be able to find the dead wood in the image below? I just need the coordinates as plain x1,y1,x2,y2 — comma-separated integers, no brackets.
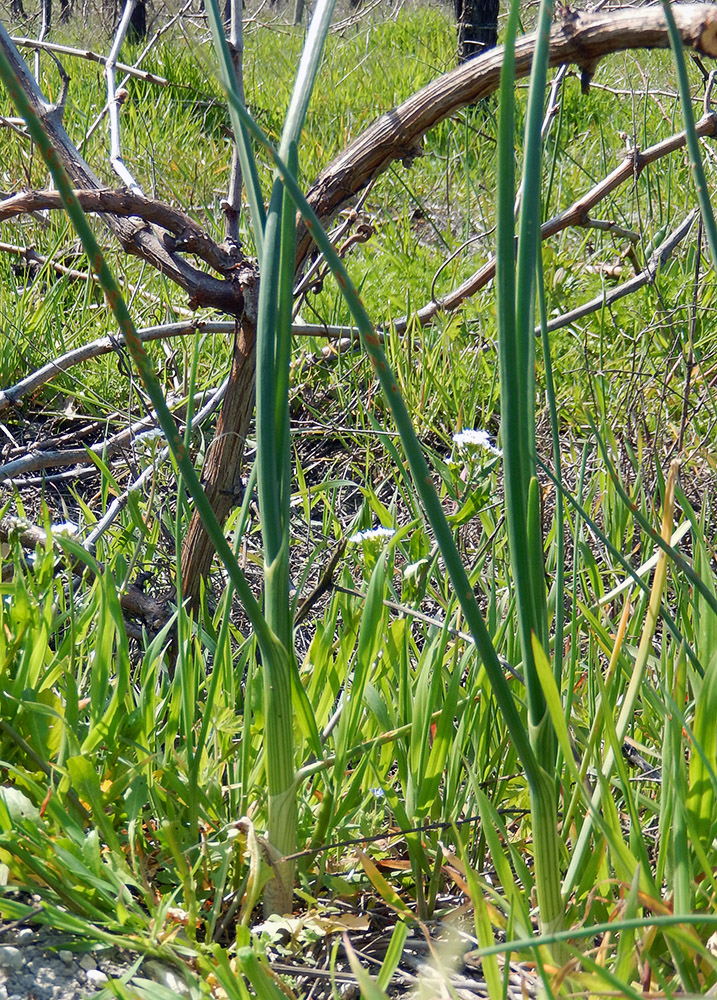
179,268,259,609
0,516,170,633
297,3,717,268
0,21,245,316
0,189,240,274
5,5,717,608
392,110,717,333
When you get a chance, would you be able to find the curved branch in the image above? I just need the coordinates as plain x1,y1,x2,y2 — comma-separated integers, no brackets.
0,189,238,274
298,3,717,267
393,110,717,332
0,21,246,316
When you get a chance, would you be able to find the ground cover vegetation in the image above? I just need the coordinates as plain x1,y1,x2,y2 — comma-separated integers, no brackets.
1,0,717,995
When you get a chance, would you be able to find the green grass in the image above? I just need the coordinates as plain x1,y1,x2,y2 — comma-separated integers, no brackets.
1,1,717,996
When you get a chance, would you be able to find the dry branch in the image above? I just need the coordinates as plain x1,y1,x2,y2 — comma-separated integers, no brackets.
298,3,717,268
0,515,170,632
11,36,169,85
393,111,717,333
0,240,93,281
0,189,238,273
536,209,698,335
0,320,356,415
0,21,247,316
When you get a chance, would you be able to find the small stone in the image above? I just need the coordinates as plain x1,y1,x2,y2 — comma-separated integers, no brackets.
0,947,24,972
58,950,74,965
85,969,108,986
78,953,97,971
14,928,33,942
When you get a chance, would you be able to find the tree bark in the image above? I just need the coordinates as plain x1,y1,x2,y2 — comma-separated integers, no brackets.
127,0,146,42
455,0,498,62
179,266,259,609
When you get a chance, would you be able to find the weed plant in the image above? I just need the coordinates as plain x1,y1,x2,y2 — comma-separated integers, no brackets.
0,0,717,997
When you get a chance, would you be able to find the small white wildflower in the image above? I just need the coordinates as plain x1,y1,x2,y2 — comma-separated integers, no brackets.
52,521,78,536
452,428,502,456
135,428,165,448
348,526,396,544
403,558,428,580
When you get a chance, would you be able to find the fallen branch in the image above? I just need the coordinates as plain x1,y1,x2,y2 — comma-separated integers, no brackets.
83,372,232,551
0,515,170,632
0,388,210,484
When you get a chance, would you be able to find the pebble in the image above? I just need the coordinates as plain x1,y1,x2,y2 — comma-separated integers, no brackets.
85,969,109,986
0,921,191,999
0,949,23,972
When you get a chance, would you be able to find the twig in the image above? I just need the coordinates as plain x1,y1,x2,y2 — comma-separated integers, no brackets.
0,388,207,483
280,810,527,863
294,538,346,626
535,209,698,334
392,113,717,333
222,0,245,246
106,0,143,195
83,373,231,551
82,0,194,147
0,240,92,281
12,36,169,85
0,320,360,414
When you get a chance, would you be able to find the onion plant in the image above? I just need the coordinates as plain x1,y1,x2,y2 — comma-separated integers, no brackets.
6,0,714,972
0,0,570,933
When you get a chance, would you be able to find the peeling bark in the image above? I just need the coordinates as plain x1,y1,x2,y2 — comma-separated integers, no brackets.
179,265,259,609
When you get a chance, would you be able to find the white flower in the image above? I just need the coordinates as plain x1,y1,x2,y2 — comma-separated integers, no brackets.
403,558,428,580
52,521,78,536
135,428,165,448
348,526,396,544
452,428,502,456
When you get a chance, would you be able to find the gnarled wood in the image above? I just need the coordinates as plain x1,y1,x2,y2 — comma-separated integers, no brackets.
297,3,717,268
179,264,259,609
0,20,245,316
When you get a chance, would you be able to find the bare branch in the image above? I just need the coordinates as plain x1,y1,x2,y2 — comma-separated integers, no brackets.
107,0,143,193
536,210,698,335
0,188,239,273
222,0,246,247
392,111,717,333
0,21,247,315
298,3,717,267
12,36,169,85
0,240,93,281
0,319,356,414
